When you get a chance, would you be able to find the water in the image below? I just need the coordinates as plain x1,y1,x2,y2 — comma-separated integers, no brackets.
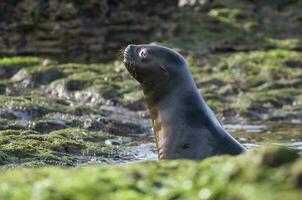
226,122,302,152
123,121,302,163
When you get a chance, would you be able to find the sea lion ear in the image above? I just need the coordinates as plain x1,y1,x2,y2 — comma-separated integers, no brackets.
160,64,169,75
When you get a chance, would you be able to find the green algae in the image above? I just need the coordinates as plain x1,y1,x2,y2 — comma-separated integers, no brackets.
4,49,299,121
0,128,131,167
0,49,301,168
2,48,300,122
0,1,300,197
0,146,300,200
186,49,302,120
164,0,302,52
0,57,43,67
0,48,301,170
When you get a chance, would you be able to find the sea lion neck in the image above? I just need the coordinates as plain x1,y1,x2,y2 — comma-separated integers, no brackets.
143,76,184,107
142,67,193,106
143,84,171,107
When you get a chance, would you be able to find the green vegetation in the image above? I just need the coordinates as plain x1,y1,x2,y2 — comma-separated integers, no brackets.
0,129,133,167
165,0,302,51
186,49,302,120
0,146,301,200
0,0,301,198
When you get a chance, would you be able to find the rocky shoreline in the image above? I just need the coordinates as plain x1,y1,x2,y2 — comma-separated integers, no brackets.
0,0,301,198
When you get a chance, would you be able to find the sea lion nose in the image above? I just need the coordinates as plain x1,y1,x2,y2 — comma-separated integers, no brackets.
124,45,134,62
124,44,133,54
126,44,135,51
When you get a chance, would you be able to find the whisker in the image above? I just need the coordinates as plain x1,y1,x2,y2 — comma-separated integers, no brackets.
116,47,126,61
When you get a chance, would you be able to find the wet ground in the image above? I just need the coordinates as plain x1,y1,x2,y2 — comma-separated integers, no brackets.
1,1,302,168
0,1,302,198
0,55,301,168
103,121,302,164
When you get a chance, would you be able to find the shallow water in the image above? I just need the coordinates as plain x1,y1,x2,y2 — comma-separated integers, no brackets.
1,95,301,166
116,121,302,164
228,122,302,152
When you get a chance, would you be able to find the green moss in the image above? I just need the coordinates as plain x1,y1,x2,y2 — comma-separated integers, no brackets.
0,95,68,114
186,49,302,119
0,129,130,167
1,49,301,123
0,146,300,199
290,159,302,188
208,8,245,27
0,57,42,67
2,49,301,122
0,0,302,173
163,0,302,52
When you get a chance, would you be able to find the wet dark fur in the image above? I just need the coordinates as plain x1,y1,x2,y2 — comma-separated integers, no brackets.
123,44,245,160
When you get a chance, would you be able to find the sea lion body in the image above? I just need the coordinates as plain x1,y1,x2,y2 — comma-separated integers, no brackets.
123,44,245,159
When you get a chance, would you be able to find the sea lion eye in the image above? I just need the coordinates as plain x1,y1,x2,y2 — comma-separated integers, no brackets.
139,49,147,58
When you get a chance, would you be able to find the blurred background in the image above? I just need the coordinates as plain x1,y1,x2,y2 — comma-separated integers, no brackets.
0,0,301,167
0,0,177,62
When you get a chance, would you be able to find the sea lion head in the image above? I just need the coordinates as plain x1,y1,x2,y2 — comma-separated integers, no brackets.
123,44,190,102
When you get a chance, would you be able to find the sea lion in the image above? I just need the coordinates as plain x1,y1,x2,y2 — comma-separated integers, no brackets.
123,44,245,160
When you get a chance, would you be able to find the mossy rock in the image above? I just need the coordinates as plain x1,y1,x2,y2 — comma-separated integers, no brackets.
2,50,300,122
259,145,299,167
0,84,6,94
0,146,300,199
167,0,302,51
0,129,132,167
0,57,43,79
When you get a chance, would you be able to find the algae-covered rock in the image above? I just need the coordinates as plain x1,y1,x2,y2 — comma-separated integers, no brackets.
260,145,300,167
11,67,66,87
0,50,301,166
0,84,6,94
0,146,300,199
0,0,178,62
171,0,302,51
0,57,43,79
0,129,135,167
291,159,302,188
0,0,301,175
185,49,302,122
2,48,301,123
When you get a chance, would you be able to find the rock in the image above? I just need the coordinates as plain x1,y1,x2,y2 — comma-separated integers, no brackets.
0,0,178,63
31,120,67,133
291,159,302,188
126,99,147,111
285,60,302,68
83,118,105,131
0,129,132,166
0,57,43,79
51,142,83,155
260,146,299,167
0,146,300,199
103,119,147,136
32,69,66,86
10,68,30,82
65,79,87,91
0,111,17,120
105,139,121,146
11,68,66,87
0,66,22,79
0,84,6,94
0,152,9,165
